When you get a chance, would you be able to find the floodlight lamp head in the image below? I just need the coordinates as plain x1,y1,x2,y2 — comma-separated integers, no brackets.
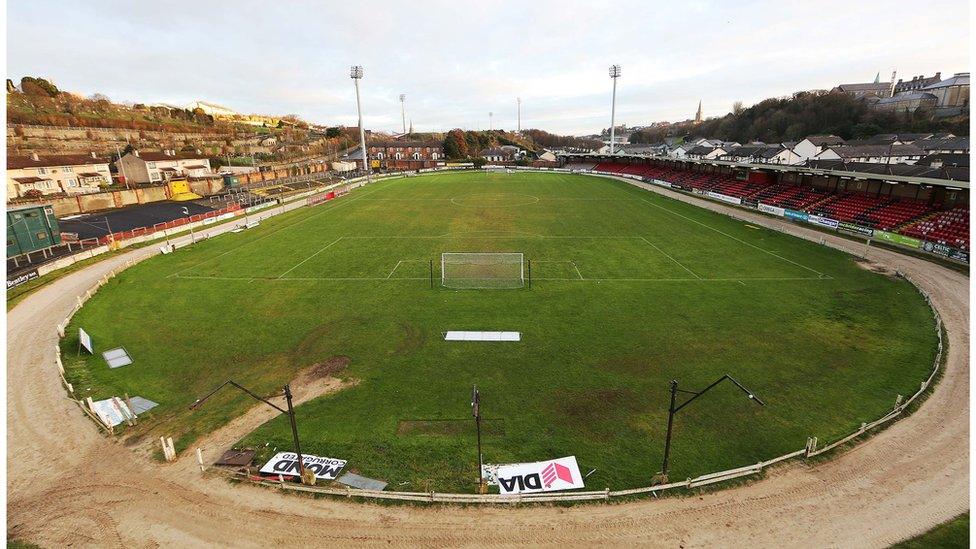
609,65,621,78
350,66,363,79
399,94,406,102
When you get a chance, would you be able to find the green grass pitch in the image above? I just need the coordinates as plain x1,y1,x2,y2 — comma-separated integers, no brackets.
62,171,938,492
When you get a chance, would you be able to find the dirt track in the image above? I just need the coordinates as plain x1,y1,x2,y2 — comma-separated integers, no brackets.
7,180,969,547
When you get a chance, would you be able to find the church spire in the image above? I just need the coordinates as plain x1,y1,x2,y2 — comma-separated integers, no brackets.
694,100,703,124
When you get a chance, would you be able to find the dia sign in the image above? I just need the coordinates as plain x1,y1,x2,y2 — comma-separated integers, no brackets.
496,455,585,495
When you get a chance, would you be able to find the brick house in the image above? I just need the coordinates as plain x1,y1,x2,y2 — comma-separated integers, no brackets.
367,140,444,170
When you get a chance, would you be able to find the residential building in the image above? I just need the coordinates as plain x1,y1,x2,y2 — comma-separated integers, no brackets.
893,73,941,94
792,135,846,162
350,140,444,170
685,145,726,160
117,149,213,184
7,152,111,199
915,136,970,154
813,144,926,164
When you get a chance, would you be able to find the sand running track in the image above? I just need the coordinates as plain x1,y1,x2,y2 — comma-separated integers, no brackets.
7,179,969,547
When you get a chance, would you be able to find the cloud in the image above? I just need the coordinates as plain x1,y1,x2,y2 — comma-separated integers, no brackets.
7,0,970,135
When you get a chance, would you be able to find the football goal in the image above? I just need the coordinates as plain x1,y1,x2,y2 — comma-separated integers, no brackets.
441,252,525,289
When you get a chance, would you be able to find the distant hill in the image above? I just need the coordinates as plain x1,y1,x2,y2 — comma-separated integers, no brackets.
630,90,968,144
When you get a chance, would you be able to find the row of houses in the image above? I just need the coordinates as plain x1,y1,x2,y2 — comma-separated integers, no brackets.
344,139,552,169
6,149,214,199
625,133,970,168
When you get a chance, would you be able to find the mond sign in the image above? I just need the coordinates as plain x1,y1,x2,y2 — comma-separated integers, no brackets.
496,455,585,495
259,452,347,480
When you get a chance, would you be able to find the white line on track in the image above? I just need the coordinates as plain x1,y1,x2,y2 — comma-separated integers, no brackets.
572,261,585,280
639,236,702,279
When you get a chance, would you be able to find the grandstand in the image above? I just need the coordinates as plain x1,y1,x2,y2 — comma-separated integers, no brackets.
578,160,969,251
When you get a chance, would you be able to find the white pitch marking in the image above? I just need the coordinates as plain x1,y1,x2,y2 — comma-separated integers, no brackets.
277,236,344,278
640,237,702,279
638,197,827,277
387,260,404,279
572,261,584,280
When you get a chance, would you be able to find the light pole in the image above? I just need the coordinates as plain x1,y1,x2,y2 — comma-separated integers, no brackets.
399,93,407,134
516,97,521,133
181,206,194,243
190,381,311,484
609,65,621,155
489,112,493,131
350,66,371,184
659,374,765,482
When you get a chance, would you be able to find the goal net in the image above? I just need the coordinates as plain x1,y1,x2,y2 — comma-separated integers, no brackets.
441,252,524,289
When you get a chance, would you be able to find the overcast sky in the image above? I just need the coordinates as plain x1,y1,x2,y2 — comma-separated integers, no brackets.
6,0,970,135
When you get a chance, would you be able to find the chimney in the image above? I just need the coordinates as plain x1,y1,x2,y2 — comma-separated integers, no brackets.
30,152,39,161
935,72,941,79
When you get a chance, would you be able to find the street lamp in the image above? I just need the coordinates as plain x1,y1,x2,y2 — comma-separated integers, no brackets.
190,380,312,484
399,93,407,134
350,65,371,184
489,112,493,131
659,374,765,481
609,65,621,155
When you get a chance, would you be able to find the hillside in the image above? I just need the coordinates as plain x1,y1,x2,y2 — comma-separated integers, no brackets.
630,90,969,144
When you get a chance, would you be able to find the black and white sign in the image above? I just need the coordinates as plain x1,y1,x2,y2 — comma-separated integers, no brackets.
496,455,585,495
807,214,839,229
7,270,39,289
259,452,347,480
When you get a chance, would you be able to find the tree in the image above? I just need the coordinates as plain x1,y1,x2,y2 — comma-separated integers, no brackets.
20,76,60,97
732,101,744,115
443,129,469,159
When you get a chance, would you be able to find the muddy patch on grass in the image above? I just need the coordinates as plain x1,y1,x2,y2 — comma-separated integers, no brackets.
305,356,351,380
854,258,899,279
393,322,425,356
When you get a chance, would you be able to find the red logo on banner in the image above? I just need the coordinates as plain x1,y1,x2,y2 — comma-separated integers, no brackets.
541,461,573,487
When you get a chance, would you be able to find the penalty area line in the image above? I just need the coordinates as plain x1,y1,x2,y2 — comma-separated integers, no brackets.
640,237,701,279
637,196,827,278
276,236,344,278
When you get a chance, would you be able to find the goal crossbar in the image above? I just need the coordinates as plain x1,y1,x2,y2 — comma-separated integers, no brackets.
441,252,524,289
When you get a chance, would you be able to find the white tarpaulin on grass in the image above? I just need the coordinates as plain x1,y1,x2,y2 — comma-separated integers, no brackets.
91,397,136,427
444,331,521,342
496,455,584,495
103,347,133,368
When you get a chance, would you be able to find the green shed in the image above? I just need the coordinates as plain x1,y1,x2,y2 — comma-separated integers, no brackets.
7,205,61,258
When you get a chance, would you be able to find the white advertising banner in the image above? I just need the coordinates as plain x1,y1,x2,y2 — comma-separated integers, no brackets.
496,455,585,495
807,214,839,229
259,452,347,480
758,203,786,217
79,327,94,354
706,191,742,205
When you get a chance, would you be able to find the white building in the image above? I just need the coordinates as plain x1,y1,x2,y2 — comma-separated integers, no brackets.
813,144,926,165
7,152,111,199
118,149,213,184
792,135,846,163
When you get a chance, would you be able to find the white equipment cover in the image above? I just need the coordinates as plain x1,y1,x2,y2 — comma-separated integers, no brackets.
444,331,521,342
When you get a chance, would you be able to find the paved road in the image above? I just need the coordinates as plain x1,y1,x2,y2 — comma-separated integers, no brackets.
7,178,968,547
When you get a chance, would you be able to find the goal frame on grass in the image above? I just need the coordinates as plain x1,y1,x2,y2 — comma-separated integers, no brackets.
441,252,525,289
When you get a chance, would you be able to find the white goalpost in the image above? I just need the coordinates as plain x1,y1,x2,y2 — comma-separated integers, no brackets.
441,252,525,289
